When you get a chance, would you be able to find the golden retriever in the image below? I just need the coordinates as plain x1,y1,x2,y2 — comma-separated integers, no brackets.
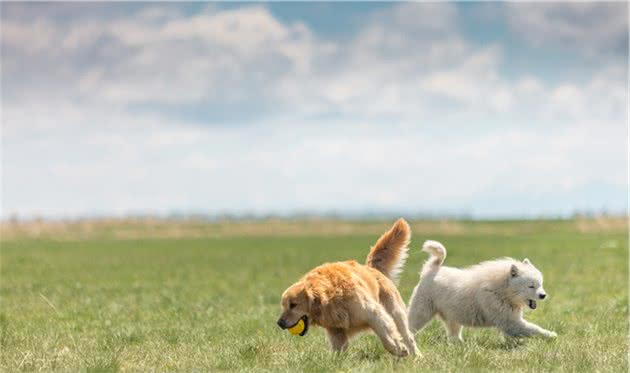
277,219,418,357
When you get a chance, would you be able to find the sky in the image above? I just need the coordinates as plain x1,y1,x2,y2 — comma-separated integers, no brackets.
1,2,628,219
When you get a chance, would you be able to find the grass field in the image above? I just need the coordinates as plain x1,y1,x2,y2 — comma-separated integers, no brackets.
1,218,627,372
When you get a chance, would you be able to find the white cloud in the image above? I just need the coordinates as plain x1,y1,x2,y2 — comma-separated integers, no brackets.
3,2,624,124
506,2,628,56
3,109,624,218
1,3,627,218
1,4,326,107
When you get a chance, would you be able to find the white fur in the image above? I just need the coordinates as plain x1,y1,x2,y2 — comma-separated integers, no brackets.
408,240,557,342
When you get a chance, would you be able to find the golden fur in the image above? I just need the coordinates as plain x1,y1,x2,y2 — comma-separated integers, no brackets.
277,219,418,357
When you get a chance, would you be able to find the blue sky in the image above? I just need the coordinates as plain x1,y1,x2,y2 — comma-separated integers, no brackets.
1,2,628,219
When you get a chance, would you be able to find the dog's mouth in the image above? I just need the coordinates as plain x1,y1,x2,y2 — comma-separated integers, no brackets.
287,315,309,336
528,299,537,310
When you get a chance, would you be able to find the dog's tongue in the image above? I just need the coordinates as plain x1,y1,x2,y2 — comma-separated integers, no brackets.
528,300,537,309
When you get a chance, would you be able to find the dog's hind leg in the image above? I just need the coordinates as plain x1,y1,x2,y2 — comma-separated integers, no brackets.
382,294,420,356
366,303,409,357
326,328,349,352
443,320,463,342
407,296,435,334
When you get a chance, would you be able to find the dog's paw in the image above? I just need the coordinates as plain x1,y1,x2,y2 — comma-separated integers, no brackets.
395,344,409,357
412,347,422,359
399,345,409,357
409,350,423,361
544,331,558,339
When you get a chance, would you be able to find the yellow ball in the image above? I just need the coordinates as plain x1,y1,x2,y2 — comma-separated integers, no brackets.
287,318,305,336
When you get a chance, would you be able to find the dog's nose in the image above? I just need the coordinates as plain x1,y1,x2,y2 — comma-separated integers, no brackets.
277,318,286,329
539,293,546,299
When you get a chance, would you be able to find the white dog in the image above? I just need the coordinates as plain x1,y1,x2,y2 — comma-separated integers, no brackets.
407,240,557,341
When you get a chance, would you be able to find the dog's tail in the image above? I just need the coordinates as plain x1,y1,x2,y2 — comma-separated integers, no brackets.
421,240,446,274
366,218,411,284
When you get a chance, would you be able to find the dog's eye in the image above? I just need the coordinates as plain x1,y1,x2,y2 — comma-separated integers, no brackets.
528,285,535,289
289,303,296,309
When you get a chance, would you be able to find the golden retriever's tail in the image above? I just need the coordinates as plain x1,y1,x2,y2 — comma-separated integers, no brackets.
421,240,446,276
366,218,411,284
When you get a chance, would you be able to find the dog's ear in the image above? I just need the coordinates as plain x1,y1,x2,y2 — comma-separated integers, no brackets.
305,287,321,318
510,264,519,277
523,258,530,265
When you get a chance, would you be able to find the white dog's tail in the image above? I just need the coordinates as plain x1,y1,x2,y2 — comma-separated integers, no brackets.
366,218,411,284
421,240,446,274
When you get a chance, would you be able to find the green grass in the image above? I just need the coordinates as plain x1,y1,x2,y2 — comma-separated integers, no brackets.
1,221,627,371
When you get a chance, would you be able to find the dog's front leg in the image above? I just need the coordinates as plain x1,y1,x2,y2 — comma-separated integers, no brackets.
522,320,557,338
326,328,349,352
383,296,420,356
502,319,557,339
366,304,409,357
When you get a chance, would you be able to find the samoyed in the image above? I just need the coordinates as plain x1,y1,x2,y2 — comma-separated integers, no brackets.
407,240,557,341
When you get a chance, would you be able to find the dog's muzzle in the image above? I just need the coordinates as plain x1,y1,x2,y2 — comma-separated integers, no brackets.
278,315,309,336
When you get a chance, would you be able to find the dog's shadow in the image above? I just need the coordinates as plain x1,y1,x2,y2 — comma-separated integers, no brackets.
475,336,527,351
423,331,529,351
